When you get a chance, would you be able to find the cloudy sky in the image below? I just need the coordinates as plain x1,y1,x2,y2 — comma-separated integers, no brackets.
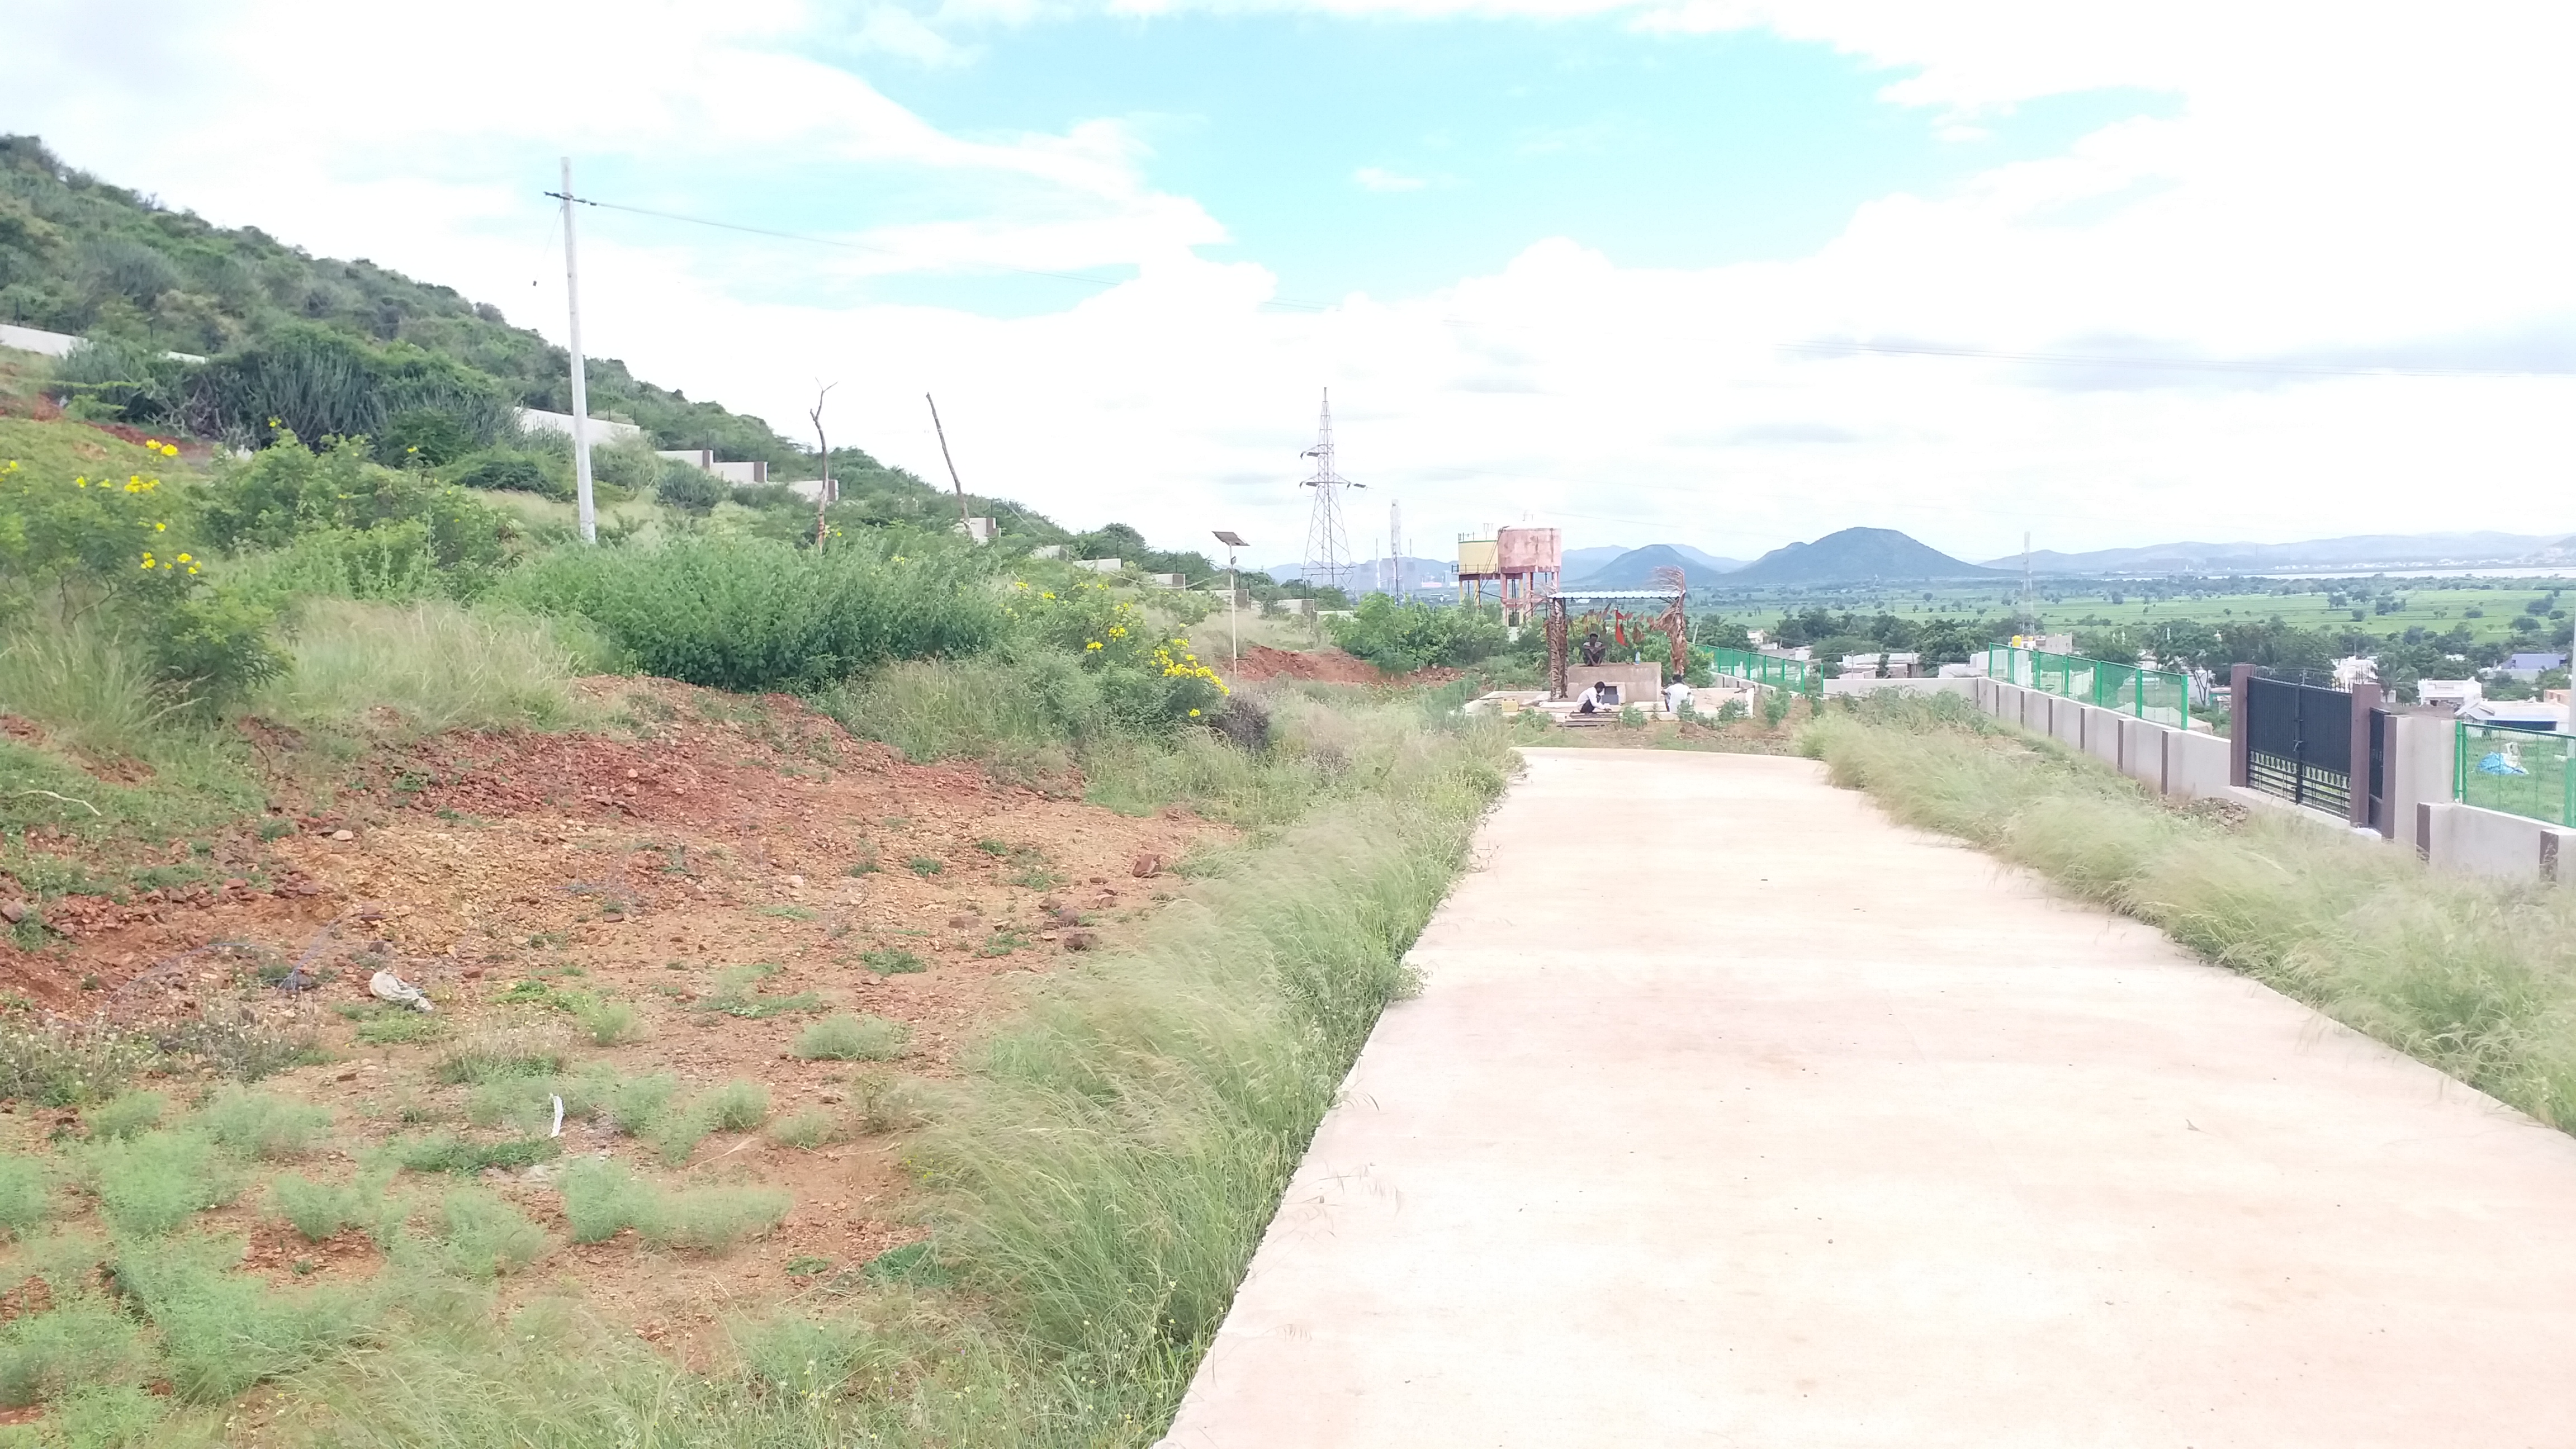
12,1,2576,566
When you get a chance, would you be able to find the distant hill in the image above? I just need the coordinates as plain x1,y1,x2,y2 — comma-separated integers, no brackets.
1725,527,2002,585
1995,532,2576,575
1573,544,1744,588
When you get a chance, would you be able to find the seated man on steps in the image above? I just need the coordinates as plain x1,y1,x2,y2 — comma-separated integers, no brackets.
1575,681,1608,716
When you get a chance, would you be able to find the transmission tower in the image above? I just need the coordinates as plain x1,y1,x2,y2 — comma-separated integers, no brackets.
1299,390,1362,595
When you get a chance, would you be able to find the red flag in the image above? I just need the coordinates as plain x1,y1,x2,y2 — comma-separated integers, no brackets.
1613,612,1627,647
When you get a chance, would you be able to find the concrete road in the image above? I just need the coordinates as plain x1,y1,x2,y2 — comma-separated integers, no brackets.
1159,749,2576,1448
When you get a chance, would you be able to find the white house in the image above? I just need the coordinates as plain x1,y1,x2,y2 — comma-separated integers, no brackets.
2417,679,2483,712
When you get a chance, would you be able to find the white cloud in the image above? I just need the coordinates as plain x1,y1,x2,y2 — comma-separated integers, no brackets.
1353,167,1428,193
7,0,2576,563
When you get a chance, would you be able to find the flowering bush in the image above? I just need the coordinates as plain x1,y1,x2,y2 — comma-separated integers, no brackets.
1005,579,1227,729
0,448,285,703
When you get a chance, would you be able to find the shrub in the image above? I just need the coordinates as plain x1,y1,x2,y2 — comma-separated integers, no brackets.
557,1159,657,1244
1327,594,1507,673
449,448,567,500
605,1072,680,1137
0,1294,151,1408
433,1031,566,1084
87,1130,241,1235
654,463,726,513
793,1014,908,1062
697,1079,770,1133
433,1187,547,1280
194,1086,329,1158
854,1072,932,1136
82,1089,165,1140
653,1185,792,1253
0,1155,50,1239
495,535,1007,692
0,1018,158,1108
906,855,943,877
356,1011,444,1046
202,431,515,580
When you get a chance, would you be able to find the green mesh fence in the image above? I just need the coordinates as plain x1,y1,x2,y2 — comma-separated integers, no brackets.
1987,646,2192,730
1709,647,1819,694
2455,721,2576,827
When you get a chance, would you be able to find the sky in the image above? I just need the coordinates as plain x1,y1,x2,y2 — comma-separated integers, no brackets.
10,1,2576,568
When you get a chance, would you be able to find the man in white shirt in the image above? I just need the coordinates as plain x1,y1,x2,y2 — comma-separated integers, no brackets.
1575,682,1606,715
1664,679,1693,717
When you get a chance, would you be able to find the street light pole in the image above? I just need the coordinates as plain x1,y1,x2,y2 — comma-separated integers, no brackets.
1214,530,1247,666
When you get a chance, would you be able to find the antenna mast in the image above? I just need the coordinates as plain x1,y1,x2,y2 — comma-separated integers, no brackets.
1299,390,1362,596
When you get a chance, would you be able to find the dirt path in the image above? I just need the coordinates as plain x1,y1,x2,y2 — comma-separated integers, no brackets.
1163,749,2576,1447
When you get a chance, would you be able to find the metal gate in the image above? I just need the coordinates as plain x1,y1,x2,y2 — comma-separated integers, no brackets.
2242,675,2353,816
2366,707,2388,832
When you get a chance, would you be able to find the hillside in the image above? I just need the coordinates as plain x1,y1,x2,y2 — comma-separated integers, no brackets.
1997,531,2576,575
1571,543,1744,588
1723,527,2002,585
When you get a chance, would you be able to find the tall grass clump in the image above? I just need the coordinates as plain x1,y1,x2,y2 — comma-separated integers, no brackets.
0,1292,153,1408
85,1129,242,1236
1803,691,2576,1129
111,1235,376,1400
247,598,608,735
0,1155,49,1239
794,1014,908,1062
498,535,1006,691
195,1086,330,1158
911,701,1513,1406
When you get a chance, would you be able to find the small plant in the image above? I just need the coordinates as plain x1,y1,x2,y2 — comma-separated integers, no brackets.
390,1134,560,1175
0,1293,152,1408
573,999,644,1045
756,905,817,921
112,1234,372,1400
654,1184,792,1253
432,1187,547,1280
766,1108,841,1149
195,1086,330,1158
858,948,926,977
1716,697,1747,724
905,856,943,877
974,839,1008,856
845,842,879,875
433,1031,567,1084
698,1079,770,1132
1617,703,1646,728
269,1170,401,1243
853,1072,931,1135
607,1072,681,1137
86,1130,242,1235
355,1012,444,1045
0,1155,50,1238
793,1014,908,1063
978,928,1030,959
557,1158,656,1243
0,1020,158,1106
82,1090,166,1140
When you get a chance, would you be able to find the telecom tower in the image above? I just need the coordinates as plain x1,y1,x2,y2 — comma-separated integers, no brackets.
1299,390,1362,595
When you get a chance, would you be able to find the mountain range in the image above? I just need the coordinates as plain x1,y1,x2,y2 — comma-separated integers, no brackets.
1564,543,1742,583
1721,527,2003,585
1990,532,2576,575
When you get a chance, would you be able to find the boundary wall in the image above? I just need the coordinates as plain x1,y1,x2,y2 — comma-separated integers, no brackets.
1970,677,2563,885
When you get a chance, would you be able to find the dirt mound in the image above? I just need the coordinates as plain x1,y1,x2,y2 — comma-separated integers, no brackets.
1227,645,1385,684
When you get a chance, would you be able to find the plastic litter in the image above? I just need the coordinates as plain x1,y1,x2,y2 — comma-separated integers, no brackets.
369,969,433,1012
550,1095,565,1138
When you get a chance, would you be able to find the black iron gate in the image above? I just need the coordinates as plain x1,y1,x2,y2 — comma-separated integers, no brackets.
2242,675,2353,815
2366,707,2389,833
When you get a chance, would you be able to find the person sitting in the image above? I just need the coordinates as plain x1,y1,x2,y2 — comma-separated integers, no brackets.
1576,682,1607,715
1580,631,1607,666
1664,678,1694,716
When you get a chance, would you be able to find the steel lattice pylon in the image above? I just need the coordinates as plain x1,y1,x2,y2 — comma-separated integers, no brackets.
1299,390,1362,595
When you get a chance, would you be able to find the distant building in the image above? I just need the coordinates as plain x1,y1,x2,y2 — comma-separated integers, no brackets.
2501,652,2568,681
2331,656,2379,689
655,448,769,486
517,406,645,447
2465,698,2568,731
2417,679,2482,712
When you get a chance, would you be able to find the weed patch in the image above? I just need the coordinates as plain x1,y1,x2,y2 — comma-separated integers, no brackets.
389,1134,560,1176
858,948,926,976
430,1187,547,1280
195,1086,330,1158
82,1088,166,1140
794,1014,908,1062
86,1130,242,1236
0,1155,49,1238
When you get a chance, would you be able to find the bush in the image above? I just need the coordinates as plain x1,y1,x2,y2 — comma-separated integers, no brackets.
1327,595,1507,673
194,1086,329,1158
389,1134,560,1175
201,431,517,584
556,1159,791,1253
355,1011,444,1046
556,1158,654,1244
793,1014,908,1062
0,1019,159,1107
573,999,644,1045
189,323,511,451
859,948,927,976
86,1130,242,1235
654,463,726,513
432,1032,566,1084
432,1187,547,1280
448,449,567,500
496,535,1007,692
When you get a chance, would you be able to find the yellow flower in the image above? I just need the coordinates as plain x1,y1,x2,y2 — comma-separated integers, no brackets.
139,553,156,570
1086,641,1103,651
175,553,192,564
154,521,166,532
1188,708,1201,717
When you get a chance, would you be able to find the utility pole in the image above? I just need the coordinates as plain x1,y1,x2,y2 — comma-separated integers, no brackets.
926,394,971,534
2021,531,2034,639
809,382,837,547
1390,499,1403,597
559,157,595,543
1214,530,1247,666
1298,389,1361,596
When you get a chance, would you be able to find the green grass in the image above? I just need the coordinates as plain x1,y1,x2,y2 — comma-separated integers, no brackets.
389,1133,561,1176
355,1011,445,1045
85,1130,242,1236
858,948,927,976
430,1187,548,1280
81,1088,165,1140
766,1107,844,1150
0,1292,153,1409
905,856,943,877
555,1158,789,1252
1804,692,2576,1130
268,1169,402,1244
432,1031,567,1084
574,998,646,1045
193,1086,329,1158
112,1234,376,1401
0,1155,48,1240
794,1014,909,1062
245,598,607,737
